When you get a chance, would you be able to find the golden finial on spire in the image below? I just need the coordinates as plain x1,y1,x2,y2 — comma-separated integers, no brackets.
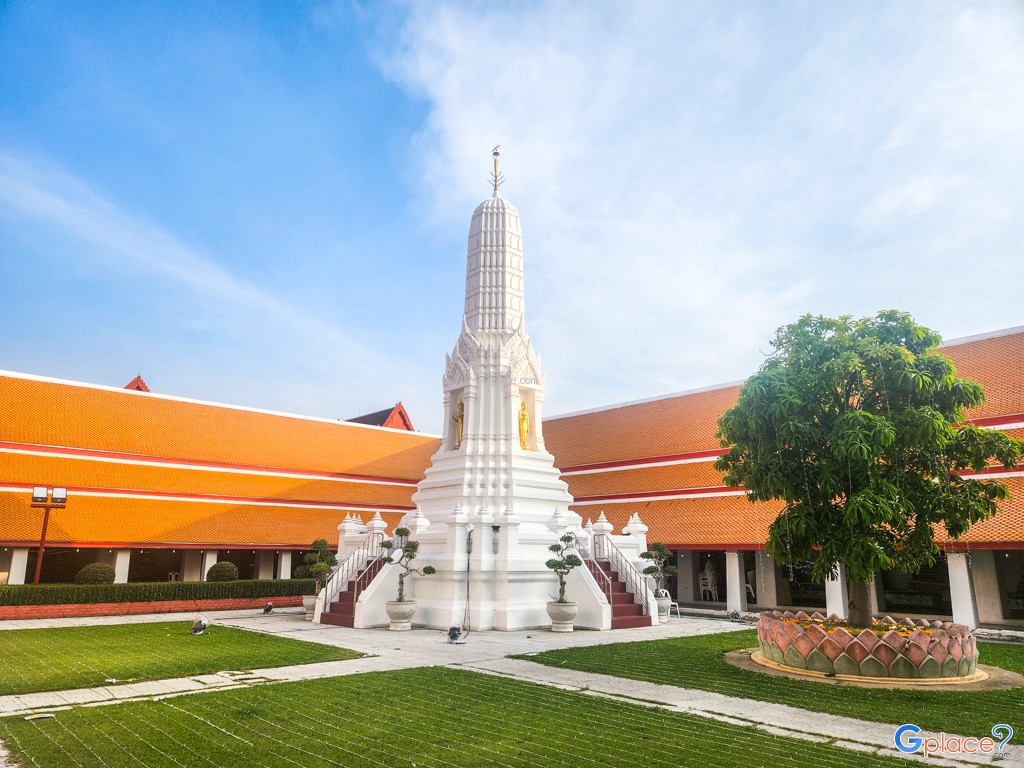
490,144,504,194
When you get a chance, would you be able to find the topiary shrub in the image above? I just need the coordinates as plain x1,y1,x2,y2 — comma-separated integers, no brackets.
206,561,239,582
291,564,313,580
75,563,116,585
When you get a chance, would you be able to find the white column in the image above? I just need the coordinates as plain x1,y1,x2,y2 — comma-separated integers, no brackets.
825,563,849,620
725,551,748,614
969,550,1003,624
254,550,275,580
112,550,131,584
754,551,779,608
6,549,30,585
201,550,219,582
181,550,203,581
947,552,979,628
276,551,292,579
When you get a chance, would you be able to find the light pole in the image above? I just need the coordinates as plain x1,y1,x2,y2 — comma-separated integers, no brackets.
30,486,68,586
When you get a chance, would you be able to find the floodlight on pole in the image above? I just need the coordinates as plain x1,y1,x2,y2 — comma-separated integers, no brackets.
29,486,69,586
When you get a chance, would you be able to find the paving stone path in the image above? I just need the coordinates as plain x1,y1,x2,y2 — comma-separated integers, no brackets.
0,609,1018,767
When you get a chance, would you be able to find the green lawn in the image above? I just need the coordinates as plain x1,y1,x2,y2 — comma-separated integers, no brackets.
0,622,361,696
0,667,912,767
516,629,1024,739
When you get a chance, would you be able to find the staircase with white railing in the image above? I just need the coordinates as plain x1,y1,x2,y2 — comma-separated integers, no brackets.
576,532,654,629
317,532,390,627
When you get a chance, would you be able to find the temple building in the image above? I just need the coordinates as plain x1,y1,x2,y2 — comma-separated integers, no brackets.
1,163,1021,628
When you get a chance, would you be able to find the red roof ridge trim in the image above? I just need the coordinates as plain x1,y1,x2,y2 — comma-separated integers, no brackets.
0,442,420,487
571,465,1024,505
560,448,726,475
969,413,1024,429
572,487,745,505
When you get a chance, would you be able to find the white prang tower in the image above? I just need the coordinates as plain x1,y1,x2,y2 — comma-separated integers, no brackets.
408,147,580,630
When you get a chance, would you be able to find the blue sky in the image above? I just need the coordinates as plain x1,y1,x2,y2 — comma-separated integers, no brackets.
2,1,1022,435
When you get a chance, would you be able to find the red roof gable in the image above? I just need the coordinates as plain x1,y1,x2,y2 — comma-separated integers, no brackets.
124,375,150,392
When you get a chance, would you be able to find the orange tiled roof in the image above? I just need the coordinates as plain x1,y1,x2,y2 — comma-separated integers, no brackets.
939,330,1024,422
0,372,433,548
0,375,440,479
551,328,1024,548
1,327,1020,551
547,329,1024,472
0,452,417,509
0,492,405,548
573,476,1024,548
575,496,781,548
565,462,726,500
545,384,741,469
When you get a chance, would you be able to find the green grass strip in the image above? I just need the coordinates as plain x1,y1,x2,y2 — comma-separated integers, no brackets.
0,621,361,696
0,668,912,767
515,629,1024,739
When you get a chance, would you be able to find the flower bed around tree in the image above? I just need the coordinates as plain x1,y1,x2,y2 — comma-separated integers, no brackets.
756,610,978,679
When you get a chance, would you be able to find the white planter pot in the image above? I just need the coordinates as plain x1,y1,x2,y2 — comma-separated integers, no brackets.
546,601,577,633
302,595,317,621
386,600,417,631
655,595,672,624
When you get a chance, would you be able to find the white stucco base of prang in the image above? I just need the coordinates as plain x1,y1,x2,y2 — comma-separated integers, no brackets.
388,444,613,631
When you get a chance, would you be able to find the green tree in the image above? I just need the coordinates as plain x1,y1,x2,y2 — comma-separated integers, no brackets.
303,539,337,594
545,534,584,603
640,542,678,596
380,528,436,602
715,311,1022,627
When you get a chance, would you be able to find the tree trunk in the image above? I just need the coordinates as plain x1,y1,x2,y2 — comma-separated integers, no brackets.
848,579,873,628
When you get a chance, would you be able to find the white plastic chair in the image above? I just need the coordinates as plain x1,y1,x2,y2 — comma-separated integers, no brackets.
657,587,681,617
699,562,719,601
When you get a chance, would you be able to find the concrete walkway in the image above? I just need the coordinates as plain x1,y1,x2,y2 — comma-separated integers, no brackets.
0,610,1018,767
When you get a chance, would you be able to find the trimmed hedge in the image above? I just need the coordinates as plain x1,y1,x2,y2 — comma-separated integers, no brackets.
0,579,316,607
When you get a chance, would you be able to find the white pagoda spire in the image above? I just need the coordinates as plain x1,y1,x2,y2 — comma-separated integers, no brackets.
463,146,524,333
407,148,581,631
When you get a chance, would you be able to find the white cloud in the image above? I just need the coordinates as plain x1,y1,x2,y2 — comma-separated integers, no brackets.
0,151,426,428
382,1,1024,415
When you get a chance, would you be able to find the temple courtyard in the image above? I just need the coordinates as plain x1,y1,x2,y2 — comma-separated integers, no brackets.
0,610,1021,767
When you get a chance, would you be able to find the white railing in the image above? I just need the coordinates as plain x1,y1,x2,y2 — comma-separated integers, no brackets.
350,531,406,604
592,533,651,616
321,532,385,611
568,532,613,606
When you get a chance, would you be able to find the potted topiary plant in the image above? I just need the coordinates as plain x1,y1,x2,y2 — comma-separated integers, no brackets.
640,542,678,623
300,539,337,620
545,533,583,632
380,527,436,631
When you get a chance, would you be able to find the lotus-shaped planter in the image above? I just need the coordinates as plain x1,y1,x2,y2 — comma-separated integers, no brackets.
756,611,979,679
